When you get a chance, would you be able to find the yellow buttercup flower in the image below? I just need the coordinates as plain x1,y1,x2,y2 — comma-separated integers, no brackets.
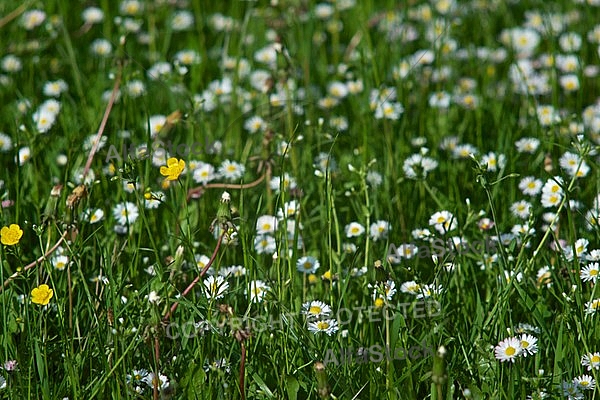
160,157,185,181
31,284,54,305
1,224,23,245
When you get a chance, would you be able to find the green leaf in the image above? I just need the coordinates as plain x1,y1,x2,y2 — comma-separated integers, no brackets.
285,375,299,400
180,362,206,395
253,373,275,398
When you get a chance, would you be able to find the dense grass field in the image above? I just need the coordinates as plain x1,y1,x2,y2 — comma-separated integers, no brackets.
1,0,600,398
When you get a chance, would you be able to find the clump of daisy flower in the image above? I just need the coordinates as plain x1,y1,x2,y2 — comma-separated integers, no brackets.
493,333,538,363
493,336,522,363
297,256,320,274
246,280,270,303
307,318,339,336
203,275,229,300
302,300,332,319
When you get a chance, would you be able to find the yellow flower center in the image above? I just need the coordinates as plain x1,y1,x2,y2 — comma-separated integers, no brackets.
316,321,329,330
506,346,516,356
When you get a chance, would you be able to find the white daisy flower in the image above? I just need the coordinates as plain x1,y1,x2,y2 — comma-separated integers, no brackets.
345,222,365,238
203,275,229,300
82,7,104,24
218,160,245,181
581,262,599,283
90,39,113,57
32,109,57,133
560,381,584,399
192,162,217,184
0,132,12,152
369,220,391,241
519,334,538,356
21,10,46,30
43,80,68,97
171,10,194,31
429,210,457,234
515,137,540,154
510,200,532,219
302,300,332,319
307,319,338,336
581,352,600,371
585,299,600,315
112,202,139,225
256,215,278,235
1,55,22,73
518,176,542,196
219,265,246,278
400,280,422,295
573,374,596,391
254,235,276,254
416,283,443,299
52,255,69,271
297,256,320,274
277,200,300,219
247,280,270,303
244,116,266,134
494,337,522,362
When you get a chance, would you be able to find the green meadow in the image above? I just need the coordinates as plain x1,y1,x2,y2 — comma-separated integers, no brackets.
0,0,599,398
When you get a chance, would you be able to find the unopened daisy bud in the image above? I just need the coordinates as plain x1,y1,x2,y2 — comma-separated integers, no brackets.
221,191,230,203
168,245,185,273
56,154,68,166
314,362,330,399
432,345,447,386
431,254,438,265
42,184,63,225
216,193,232,224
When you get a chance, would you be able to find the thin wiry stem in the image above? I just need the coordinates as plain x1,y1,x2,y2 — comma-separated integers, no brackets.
162,232,225,322
81,62,122,180
2,230,68,290
186,172,266,202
